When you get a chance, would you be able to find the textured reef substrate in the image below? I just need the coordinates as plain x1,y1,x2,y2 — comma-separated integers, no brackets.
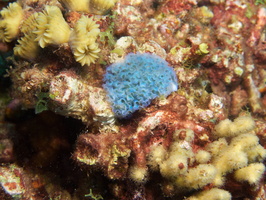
0,0,266,199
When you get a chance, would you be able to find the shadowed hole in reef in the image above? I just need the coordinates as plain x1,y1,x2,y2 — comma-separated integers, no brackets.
5,109,86,194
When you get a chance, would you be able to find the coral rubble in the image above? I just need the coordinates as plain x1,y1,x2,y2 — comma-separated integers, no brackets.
0,0,265,199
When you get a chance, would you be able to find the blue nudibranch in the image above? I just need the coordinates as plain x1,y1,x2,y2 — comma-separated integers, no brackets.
103,53,178,118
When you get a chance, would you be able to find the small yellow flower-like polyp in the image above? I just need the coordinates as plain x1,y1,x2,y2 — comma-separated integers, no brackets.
70,15,100,66
0,2,24,42
34,5,71,48
14,12,40,60
14,33,40,61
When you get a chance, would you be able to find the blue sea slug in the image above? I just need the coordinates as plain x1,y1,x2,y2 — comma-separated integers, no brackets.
103,53,178,118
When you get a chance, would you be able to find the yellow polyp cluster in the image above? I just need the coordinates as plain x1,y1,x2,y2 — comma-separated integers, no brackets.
187,188,231,200
14,5,71,60
148,129,217,191
90,0,118,15
59,0,90,13
207,116,266,187
59,0,118,15
0,1,102,63
34,5,71,48
0,2,23,42
177,164,217,190
213,115,256,138
70,15,100,66
147,116,266,196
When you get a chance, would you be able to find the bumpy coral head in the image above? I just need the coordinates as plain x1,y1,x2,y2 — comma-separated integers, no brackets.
103,53,178,118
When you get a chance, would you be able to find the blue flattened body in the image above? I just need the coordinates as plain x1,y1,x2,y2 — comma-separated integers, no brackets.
104,53,178,118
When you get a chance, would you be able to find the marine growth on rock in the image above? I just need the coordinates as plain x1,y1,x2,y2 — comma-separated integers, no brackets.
103,53,178,118
0,0,266,199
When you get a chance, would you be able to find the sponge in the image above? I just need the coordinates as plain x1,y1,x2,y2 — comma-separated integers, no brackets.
103,53,178,118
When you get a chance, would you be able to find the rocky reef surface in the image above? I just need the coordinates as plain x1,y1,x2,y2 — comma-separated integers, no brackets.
0,0,266,199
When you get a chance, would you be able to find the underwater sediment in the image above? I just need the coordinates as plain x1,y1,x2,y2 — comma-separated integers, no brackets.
0,0,266,199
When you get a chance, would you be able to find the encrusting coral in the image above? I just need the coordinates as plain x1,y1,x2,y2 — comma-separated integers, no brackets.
202,116,266,188
145,116,266,194
194,150,211,164
73,112,266,198
49,70,114,124
147,129,218,191
210,132,265,186
0,2,23,42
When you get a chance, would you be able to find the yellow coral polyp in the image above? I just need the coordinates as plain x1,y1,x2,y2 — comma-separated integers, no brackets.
73,40,100,66
234,163,265,185
0,2,23,42
129,166,148,183
214,115,255,138
188,188,231,200
71,15,100,43
195,150,211,164
21,12,39,34
34,5,71,48
59,0,117,14
178,164,217,190
211,133,265,187
14,33,40,60
14,13,40,60
147,145,167,171
90,0,118,15
59,0,90,12
70,16,100,66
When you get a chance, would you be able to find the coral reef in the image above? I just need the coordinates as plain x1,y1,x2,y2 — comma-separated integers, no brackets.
0,0,265,199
